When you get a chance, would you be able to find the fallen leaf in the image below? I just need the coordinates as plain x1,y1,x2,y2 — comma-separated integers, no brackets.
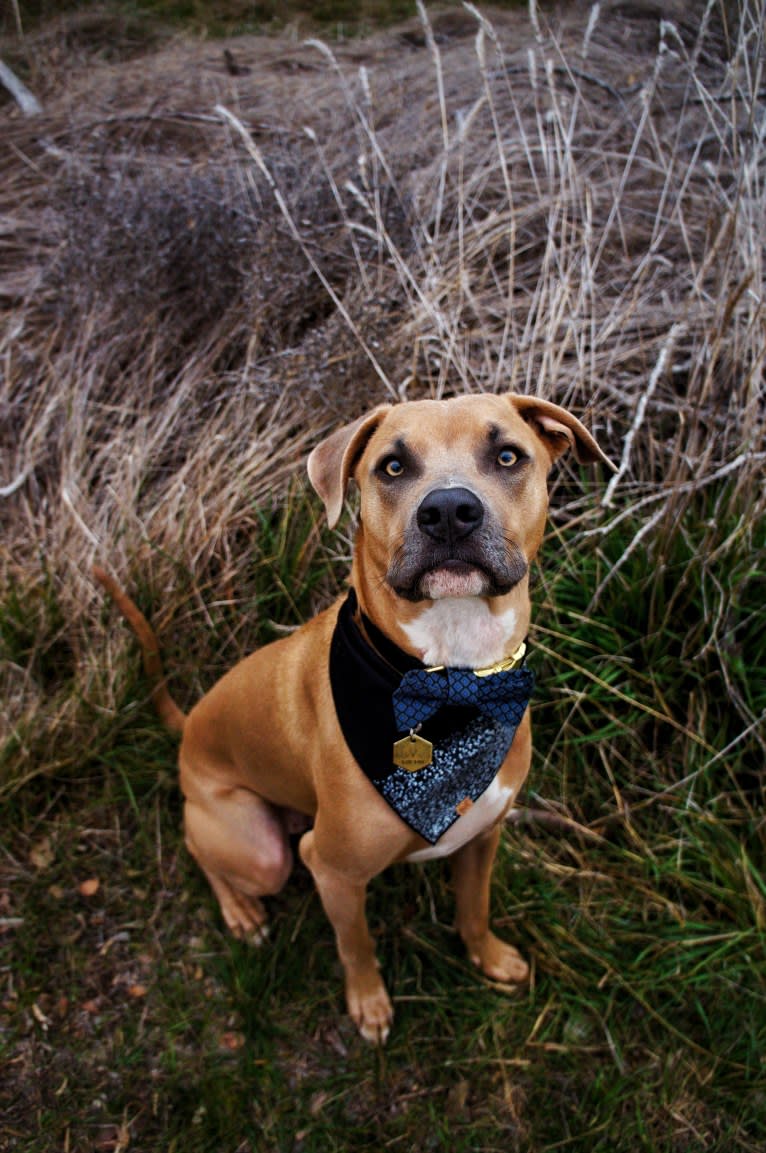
127,984,148,999
219,1030,245,1051
446,1079,471,1117
78,878,101,898
31,1002,51,1029
94,1122,131,1151
310,1090,330,1116
30,837,55,871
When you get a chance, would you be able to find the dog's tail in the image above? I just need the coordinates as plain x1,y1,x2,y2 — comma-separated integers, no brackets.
93,565,186,735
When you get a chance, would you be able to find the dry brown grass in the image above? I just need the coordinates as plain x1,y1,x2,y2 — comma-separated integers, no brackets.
1,1,763,773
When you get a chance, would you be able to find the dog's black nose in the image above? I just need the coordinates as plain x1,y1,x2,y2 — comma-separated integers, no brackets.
416,487,484,543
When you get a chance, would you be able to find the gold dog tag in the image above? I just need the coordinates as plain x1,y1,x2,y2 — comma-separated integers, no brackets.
393,732,433,772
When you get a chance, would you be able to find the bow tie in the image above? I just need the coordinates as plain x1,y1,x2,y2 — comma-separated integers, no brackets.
392,664,535,733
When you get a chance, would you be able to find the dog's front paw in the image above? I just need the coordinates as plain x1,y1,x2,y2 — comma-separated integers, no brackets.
346,970,394,1044
469,932,529,985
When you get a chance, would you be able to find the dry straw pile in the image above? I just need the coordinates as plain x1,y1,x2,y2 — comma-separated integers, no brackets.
1,0,764,787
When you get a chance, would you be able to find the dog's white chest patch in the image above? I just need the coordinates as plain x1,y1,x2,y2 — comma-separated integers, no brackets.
402,598,518,669
405,776,514,862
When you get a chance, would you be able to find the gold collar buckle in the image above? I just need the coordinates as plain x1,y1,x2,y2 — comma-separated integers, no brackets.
473,641,527,678
425,640,527,679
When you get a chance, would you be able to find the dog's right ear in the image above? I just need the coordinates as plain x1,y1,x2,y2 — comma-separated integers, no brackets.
307,405,392,528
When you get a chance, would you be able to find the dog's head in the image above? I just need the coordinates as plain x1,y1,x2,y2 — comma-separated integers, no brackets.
308,393,612,604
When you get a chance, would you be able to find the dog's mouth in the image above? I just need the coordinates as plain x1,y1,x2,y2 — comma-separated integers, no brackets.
387,547,528,603
419,559,491,600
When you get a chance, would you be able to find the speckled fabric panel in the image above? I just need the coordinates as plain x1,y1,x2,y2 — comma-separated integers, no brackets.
379,714,517,844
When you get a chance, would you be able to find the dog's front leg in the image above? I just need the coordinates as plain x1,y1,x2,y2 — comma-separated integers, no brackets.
452,823,529,985
299,829,393,1043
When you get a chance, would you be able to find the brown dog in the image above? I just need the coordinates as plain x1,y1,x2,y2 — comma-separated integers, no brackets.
96,392,611,1043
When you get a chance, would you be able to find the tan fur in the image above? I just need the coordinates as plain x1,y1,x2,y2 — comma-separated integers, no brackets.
97,393,611,1043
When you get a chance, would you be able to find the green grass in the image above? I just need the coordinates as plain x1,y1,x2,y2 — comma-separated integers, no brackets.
2,483,764,1152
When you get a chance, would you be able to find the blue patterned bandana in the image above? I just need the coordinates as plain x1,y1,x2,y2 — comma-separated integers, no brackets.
329,593,534,844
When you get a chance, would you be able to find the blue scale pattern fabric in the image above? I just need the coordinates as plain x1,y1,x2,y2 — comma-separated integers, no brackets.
393,665,535,731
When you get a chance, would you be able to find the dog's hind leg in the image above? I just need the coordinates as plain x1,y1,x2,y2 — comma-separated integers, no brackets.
183,785,293,944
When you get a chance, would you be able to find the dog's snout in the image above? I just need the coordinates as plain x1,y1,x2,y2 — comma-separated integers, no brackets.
416,487,484,544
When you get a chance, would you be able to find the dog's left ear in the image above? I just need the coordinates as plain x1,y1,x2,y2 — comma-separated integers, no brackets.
308,405,393,528
510,395,616,470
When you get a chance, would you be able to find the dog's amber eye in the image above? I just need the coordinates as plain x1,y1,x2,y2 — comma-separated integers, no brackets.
383,458,404,478
497,448,518,468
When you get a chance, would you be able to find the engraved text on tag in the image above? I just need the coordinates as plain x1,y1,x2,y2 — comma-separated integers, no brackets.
392,732,433,772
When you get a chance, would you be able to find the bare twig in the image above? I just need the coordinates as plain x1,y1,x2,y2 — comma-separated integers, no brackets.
0,58,42,116
602,322,686,508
